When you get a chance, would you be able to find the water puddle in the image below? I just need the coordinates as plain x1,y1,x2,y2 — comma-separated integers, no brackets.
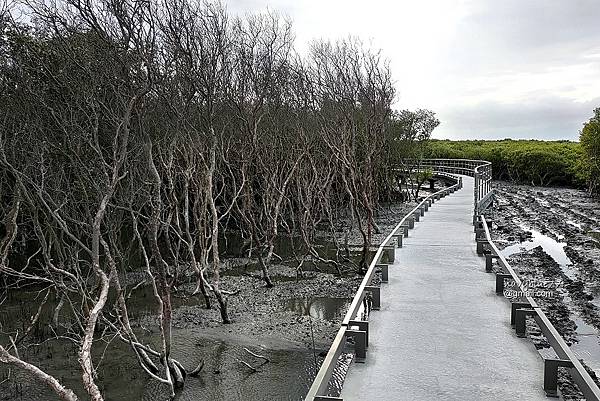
0,233,358,401
500,226,600,376
501,225,575,279
283,297,350,321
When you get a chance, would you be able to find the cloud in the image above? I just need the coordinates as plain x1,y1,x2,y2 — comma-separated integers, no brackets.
436,96,600,140
227,0,600,140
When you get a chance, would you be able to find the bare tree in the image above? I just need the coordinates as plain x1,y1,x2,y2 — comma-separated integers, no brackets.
308,38,395,271
0,1,415,398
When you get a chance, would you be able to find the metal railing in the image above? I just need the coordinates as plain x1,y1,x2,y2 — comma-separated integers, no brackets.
306,158,600,400
304,172,463,401
477,215,600,399
414,159,493,222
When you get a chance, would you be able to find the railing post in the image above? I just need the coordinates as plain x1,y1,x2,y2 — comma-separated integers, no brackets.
473,171,479,224
515,308,537,337
365,286,380,310
348,320,369,347
376,264,389,283
345,329,367,361
392,233,403,248
544,358,574,397
495,273,512,294
408,216,415,229
476,238,488,255
400,224,409,236
485,253,499,272
509,302,532,324
383,245,395,263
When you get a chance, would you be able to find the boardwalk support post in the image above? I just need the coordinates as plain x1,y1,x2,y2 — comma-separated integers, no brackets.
400,224,409,236
392,233,403,248
414,211,420,222
510,302,532,325
383,245,395,263
485,253,499,272
476,239,488,255
345,329,367,362
365,286,380,310
544,358,574,397
408,216,415,229
376,264,389,283
515,308,537,338
495,273,512,294
348,320,369,347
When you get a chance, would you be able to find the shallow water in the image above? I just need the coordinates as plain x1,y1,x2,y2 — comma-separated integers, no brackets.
0,231,356,401
283,297,350,321
0,330,320,401
0,274,353,401
501,225,575,279
0,287,348,401
8,232,384,399
500,226,600,376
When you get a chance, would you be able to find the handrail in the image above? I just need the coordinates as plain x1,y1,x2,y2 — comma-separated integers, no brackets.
480,215,600,400
305,171,462,401
307,158,600,401
402,159,494,222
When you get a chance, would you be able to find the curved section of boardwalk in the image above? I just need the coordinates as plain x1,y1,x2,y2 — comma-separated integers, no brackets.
341,176,547,401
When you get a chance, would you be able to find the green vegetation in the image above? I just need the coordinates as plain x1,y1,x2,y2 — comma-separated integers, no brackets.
580,108,600,193
426,139,586,188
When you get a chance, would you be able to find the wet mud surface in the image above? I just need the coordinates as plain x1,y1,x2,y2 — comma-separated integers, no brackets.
492,182,600,400
0,198,420,401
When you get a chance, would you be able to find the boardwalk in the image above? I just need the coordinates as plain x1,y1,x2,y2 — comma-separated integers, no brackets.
340,176,548,401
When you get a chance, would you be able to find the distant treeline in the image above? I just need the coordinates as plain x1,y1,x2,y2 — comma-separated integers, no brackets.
426,139,586,188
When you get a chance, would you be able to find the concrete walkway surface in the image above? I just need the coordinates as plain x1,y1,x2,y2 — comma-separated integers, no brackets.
340,176,548,401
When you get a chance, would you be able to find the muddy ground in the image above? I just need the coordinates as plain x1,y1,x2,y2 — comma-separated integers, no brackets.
492,182,600,400
0,191,427,401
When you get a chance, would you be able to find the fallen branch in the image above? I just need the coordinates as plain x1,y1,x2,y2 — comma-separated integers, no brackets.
235,358,258,372
243,347,270,363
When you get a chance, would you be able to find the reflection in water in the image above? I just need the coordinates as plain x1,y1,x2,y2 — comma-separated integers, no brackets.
501,225,575,278
0,233,354,401
283,297,350,321
501,226,600,377
0,288,325,401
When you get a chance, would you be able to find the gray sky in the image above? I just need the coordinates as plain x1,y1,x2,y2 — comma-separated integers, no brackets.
229,0,600,141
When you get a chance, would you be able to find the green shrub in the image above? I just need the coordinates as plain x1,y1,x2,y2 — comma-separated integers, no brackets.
425,139,583,187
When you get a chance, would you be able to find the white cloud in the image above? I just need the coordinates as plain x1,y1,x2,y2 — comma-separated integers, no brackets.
228,0,600,140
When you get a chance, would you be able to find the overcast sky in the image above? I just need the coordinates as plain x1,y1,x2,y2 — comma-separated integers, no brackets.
229,0,600,141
